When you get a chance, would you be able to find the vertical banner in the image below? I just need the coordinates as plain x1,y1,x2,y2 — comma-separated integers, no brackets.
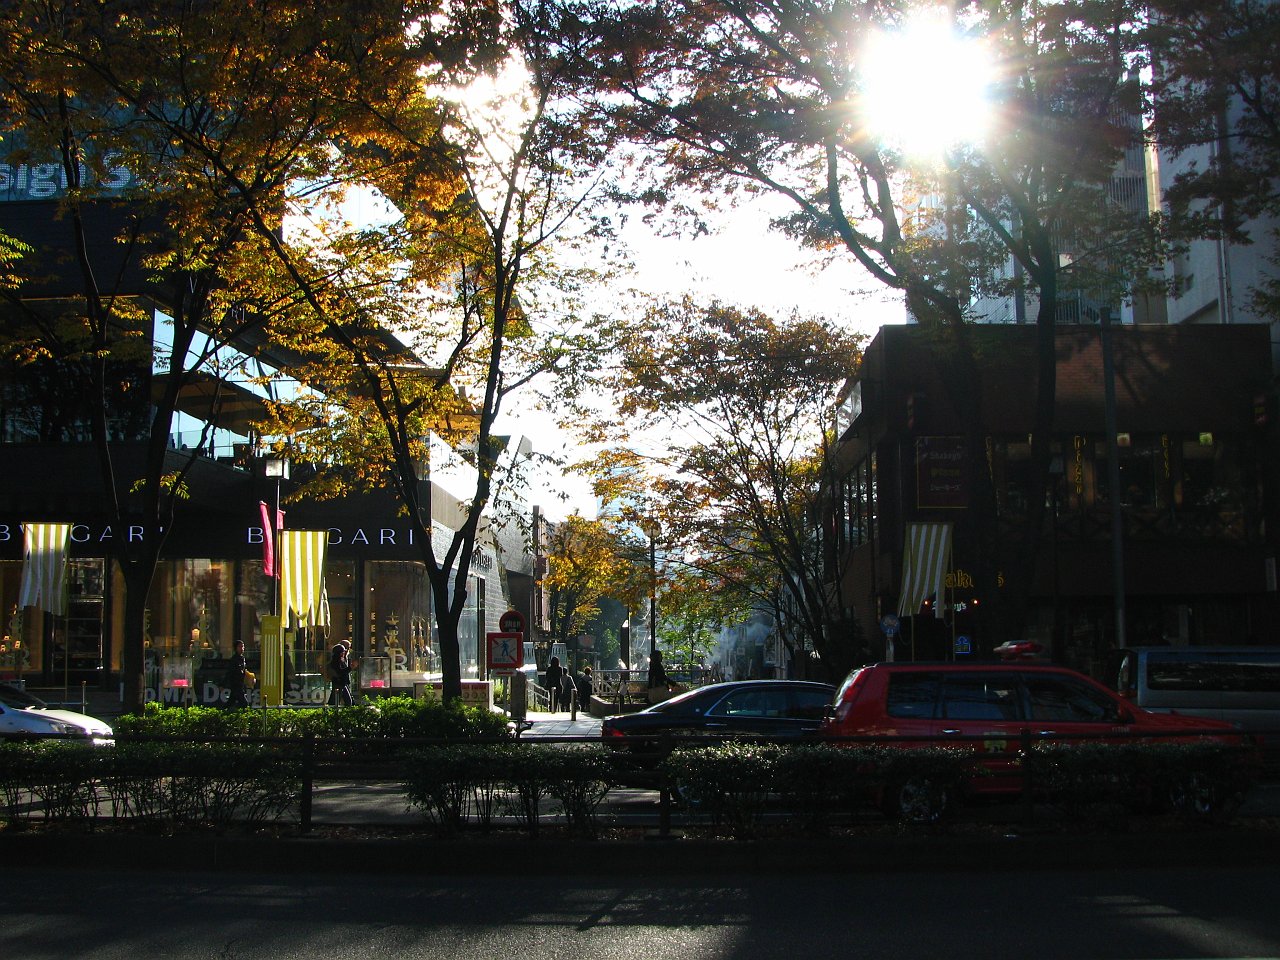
258,615,283,708
898,522,953,618
19,522,73,616
281,530,329,626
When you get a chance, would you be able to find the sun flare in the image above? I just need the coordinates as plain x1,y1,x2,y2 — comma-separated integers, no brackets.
858,12,996,160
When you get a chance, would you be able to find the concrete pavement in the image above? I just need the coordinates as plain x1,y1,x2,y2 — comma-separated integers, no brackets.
514,709,603,738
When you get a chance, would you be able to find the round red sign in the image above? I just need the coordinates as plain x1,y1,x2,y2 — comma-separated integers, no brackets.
499,609,526,633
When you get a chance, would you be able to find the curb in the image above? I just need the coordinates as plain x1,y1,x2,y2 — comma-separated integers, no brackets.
6,827,1280,876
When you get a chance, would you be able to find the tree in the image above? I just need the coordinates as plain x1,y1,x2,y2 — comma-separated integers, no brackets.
237,8,621,702
575,300,863,679
531,0,1161,646
1144,0,1280,316
0,1,426,712
543,514,637,649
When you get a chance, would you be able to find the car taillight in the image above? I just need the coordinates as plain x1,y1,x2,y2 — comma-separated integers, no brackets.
602,725,625,738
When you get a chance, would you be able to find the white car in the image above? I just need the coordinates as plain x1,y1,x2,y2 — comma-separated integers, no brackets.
0,683,114,741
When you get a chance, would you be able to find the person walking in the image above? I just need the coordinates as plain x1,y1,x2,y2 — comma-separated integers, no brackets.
224,639,249,708
545,655,564,711
329,641,355,706
575,665,593,712
646,649,671,704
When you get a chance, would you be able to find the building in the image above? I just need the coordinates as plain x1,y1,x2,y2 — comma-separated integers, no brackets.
0,180,534,709
825,323,1278,680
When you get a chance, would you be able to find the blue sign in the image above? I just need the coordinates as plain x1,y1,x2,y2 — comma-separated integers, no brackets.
954,635,972,655
880,614,901,636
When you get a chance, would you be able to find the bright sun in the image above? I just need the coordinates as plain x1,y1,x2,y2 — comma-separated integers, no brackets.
857,12,996,160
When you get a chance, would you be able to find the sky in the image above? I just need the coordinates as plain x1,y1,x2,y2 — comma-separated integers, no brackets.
498,198,906,520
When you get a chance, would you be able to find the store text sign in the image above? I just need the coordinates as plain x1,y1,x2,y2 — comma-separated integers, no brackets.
916,436,968,509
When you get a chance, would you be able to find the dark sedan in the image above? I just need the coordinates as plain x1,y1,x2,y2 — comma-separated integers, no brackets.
600,680,835,756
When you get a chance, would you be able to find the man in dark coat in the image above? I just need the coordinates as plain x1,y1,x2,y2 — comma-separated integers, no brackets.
545,655,564,711
225,639,249,708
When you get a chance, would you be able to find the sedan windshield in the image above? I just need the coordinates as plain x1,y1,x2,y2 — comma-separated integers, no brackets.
0,684,48,709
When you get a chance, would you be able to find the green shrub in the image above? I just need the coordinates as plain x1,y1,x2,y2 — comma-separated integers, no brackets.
1025,740,1259,823
115,697,511,751
542,746,612,839
0,740,103,823
663,742,785,840
774,744,883,834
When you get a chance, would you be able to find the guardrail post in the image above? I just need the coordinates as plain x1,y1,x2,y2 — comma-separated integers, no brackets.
658,731,672,838
300,731,315,835
1020,729,1034,825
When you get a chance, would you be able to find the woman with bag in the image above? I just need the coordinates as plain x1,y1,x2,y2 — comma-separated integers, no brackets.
646,649,671,705
329,641,355,706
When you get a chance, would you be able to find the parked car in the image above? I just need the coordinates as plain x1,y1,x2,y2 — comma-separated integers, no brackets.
0,682,114,741
820,662,1242,820
1110,646,1280,750
601,680,835,760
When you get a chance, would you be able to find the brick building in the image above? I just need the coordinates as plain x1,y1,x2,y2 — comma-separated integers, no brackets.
825,323,1279,680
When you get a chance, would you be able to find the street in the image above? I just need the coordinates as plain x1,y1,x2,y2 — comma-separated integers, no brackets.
4,864,1280,959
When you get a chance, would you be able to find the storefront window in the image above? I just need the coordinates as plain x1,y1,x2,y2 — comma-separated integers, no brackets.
145,559,236,703
369,560,433,687
287,560,355,701
0,560,33,683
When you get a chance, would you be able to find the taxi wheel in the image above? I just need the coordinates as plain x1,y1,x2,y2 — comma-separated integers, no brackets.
1168,774,1237,818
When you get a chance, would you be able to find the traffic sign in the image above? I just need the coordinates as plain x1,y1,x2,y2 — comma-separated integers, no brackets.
954,635,972,655
880,613,901,636
486,632,523,674
499,609,526,634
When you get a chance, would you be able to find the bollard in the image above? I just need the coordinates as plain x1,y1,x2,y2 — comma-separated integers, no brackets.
1020,728,1034,825
300,731,315,834
570,687,578,721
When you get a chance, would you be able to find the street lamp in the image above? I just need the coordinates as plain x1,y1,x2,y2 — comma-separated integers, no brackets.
641,517,660,658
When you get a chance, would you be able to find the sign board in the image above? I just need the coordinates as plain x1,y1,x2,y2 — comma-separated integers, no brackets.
916,436,968,509
955,635,972,655
880,613,901,636
499,609,526,634
417,680,494,710
486,632,523,675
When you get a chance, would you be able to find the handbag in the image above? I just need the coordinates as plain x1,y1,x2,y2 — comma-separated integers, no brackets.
244,670,257,689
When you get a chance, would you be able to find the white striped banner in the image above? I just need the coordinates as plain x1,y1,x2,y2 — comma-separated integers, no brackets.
19,522,72,616
281,530,329,627
897,522,953,619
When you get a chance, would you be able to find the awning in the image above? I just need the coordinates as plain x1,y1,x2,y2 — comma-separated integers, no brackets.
153,370,271,435
898,522,953,619
19,522,72,616
281,530,329,628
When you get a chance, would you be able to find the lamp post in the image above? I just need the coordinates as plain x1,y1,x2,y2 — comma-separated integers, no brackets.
641,517,660,658
264,455,290,617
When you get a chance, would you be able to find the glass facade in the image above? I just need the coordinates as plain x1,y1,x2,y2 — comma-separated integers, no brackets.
2,549,505,701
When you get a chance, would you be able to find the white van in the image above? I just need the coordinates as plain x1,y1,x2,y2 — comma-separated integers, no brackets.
1112,646,1280,747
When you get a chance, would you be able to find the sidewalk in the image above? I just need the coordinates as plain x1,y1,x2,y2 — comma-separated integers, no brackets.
514,709,602,739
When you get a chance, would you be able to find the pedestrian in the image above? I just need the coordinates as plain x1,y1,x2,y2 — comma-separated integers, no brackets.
329,641,355,706
545,655,564,711
575,665,593,711
224,639,249,708
646,649,671,704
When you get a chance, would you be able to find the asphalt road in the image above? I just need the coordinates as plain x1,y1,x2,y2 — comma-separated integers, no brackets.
5,865,1280,960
